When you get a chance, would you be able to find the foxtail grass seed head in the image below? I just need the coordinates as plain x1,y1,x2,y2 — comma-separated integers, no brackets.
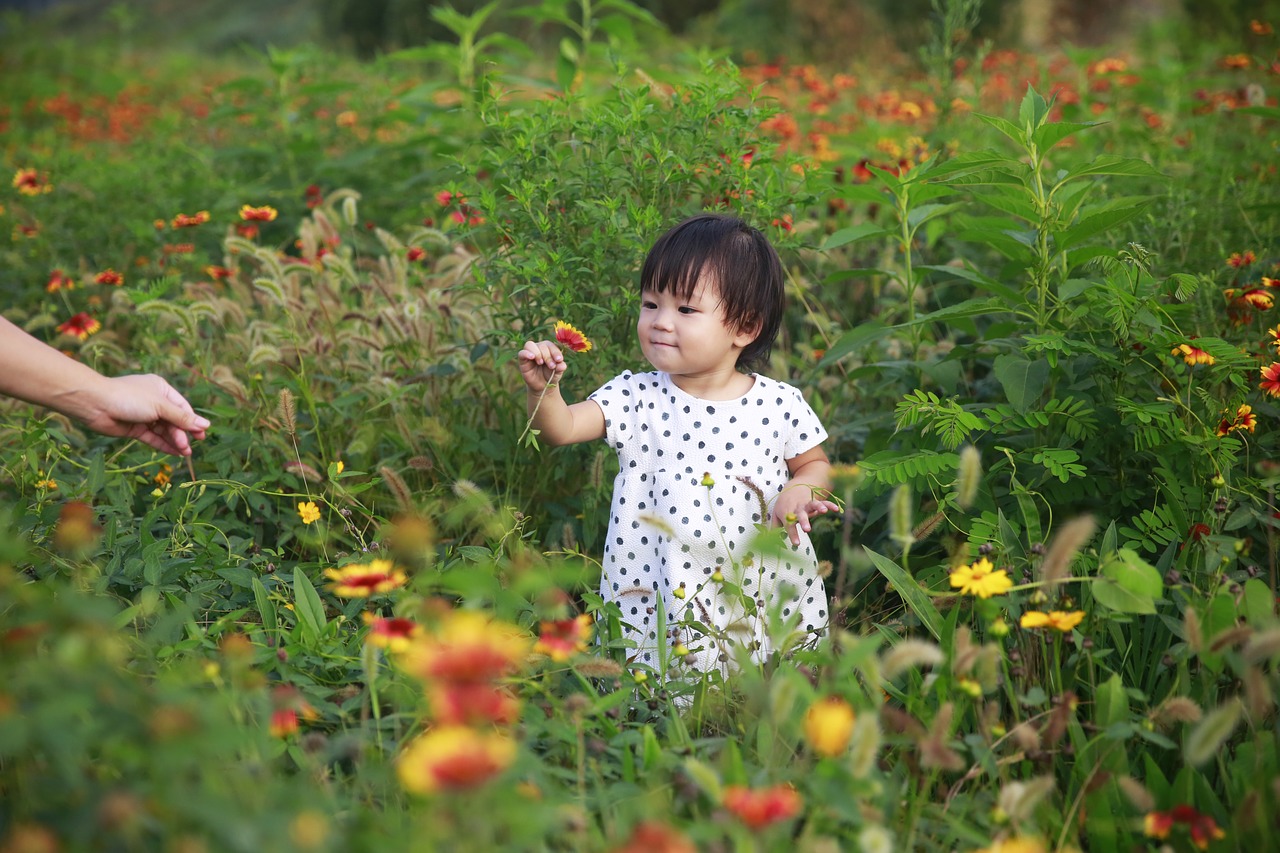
847,712,882,779
560,522,577,551
1152,696,1203,729
1244,665,1274,721
573,659,623,679
380,466,414,513
277,388,297,436
1208,624,1253,653
888,484,914,551
955,445,981,510
1244,627,1280,664
1010,721,1041,752
341,196,358,227
919,702,964,771
911,511,944,542
1184,607,1202,654
881,639,944,680
1184,698,1242,767
998,776,1055,823
1039,515,1096,585
1117,775,1156,813
590,451,605,491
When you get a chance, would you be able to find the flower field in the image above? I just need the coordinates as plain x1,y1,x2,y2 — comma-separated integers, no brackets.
2,3,1280,851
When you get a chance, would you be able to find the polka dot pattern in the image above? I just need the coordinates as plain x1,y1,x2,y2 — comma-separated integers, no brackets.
589,370,831,670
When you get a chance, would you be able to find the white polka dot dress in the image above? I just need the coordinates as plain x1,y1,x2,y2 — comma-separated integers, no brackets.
588,370,831,674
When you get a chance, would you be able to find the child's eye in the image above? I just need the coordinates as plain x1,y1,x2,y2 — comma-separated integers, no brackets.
642,301,657,310
678,306,696,314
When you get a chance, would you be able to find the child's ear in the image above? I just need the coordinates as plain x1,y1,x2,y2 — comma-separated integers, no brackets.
733,320,761,349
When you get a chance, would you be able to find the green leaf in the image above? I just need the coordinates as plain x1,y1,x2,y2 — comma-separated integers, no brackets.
253,577,278,633
992,354,1049,413
818,320,890,365
682,758,723,800
1033,120,1101,152
864,549,943,641
1184,699,1242,768
1057,202,1152,252
292,569,327,644
975,113,1026,147
1018,85,1049,133
1056,155,1164,183
821,223,888,251
1092,549,1163,614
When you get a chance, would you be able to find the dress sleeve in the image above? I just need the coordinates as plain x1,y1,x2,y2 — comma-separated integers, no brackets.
783,384,829,460
588,370,635,451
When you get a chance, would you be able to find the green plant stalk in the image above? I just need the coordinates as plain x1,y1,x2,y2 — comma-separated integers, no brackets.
362,641,383,754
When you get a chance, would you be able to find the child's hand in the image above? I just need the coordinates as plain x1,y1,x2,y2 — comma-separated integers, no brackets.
771,491,841,546
517,339,567,393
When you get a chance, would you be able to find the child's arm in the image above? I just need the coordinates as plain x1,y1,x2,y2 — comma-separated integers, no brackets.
517,339,605,446
772,445,841,545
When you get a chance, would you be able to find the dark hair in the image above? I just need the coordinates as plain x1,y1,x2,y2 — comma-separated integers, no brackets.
638,213,785,369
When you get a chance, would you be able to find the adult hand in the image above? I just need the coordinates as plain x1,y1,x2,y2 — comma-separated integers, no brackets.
78,374,210,457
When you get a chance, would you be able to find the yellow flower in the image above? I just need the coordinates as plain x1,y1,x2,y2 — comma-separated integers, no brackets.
298,501,321,525
803,696,856,757
34,478,57,490
1019,610,1085,632
1171,343,1215,366
324,560,407,597
397,726,517,794
971,838,1048,853
949,557,1013,599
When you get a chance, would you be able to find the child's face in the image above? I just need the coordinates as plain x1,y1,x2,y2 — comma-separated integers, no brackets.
637,275,758,381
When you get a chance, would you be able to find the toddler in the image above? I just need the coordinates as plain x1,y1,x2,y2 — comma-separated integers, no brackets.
517,213,839,674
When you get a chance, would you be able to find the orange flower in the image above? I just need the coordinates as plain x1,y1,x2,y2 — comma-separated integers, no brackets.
57,312,101,340
12,168,52,195
397,726,517,794
45,269,71,293
534,614,592,661
612,822,696,853
171,210,210,228
236,223,260,239
1171,343,1214,366
362,612,421,652
239,204,278,222
324,559,407,597
1251,20,1274,36
1089,57,1128,75
722,784,803,830
1144,805,1225,850
397,610,529,683
269,708,299,738
205,265,233,280
429,681,522,726
554,320,593,353
1227,251,1256,268
95,268,124,286
1261,363,1280,397
803,696,856,757
1221,54,1251,69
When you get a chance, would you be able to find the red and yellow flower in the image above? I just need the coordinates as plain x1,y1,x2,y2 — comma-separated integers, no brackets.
406,246,428,263
397,726,517,794
722,784,803,830
611,822,696,853
429,682,522,726
1216,404,1258,436
12,168,52,195
1143,805,1226,850
534,614,593,662
362,612,421,652
324,559,407,597
239,204,278,222
1227,251,1256,268
95,269,124,286
57,312,101,340
398,610,529,682
1261,363,1280,397
205,265,233,280
1171,343,1214,366
171,210,210,228
554,320,593,353
1019,610,1085,632
45,269,71,293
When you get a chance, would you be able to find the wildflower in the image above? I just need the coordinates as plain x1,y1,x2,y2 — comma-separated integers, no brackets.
804,696,856,757
336,110,358,127
949,557,1013,599
1251,20,1273,35
1240,288,1274,309
1227,251,1256,268
397,609,528,682
153,463,172,486
435,190,456,206
722,784,803,830
971,838,1048,853
1019,610,1085,632
700,472,715,487
171,210,210,228
297,501,321,524
57,312,101,340
1217,404,1258,436
1261,363,1280,397
397,726,517,794
239,204,278,222
236,223,259,239
270,708,299,738
35,478,57,490
1171,343,1215,366
554,320,593,353
53,500,100,553
429,682,521,725
1221,54,1251,69
324,559,407,597
362,612,421,652
12,168,52,195
612,821,696,853
95,269,124,286
44,269,70,293
205,265,233,280
534,614,593,662
406,246,427,262
1144,805,1226,850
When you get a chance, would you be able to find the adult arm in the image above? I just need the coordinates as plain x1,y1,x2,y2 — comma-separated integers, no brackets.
0,316,209,456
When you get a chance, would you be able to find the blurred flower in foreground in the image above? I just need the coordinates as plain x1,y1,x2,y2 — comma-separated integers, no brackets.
57,312,101,341
1019,610,1085,632
971,837,1048,853
53,500,101,554
95,268,124,286
722,784,802,829
554,320,593,353
362,613,421,652
239,204,278,222
612,822,696,853
1260,363,1280,397
534,615,593,662
12,168,52,195
803,696,856,757
398,610,529,682
325,560,407,597
46,269,71,293
1144,804,1225,850
429,682,521,726
297,501,321,525
1171,343,1214,366
949,557,1012,599
397,726,516,794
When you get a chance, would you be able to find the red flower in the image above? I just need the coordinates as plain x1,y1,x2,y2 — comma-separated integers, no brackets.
46,269,71,293
12,167,52,195
554,321,593,353
205,265,233,280
170,210,210,228
406,246,427,263
722,784,802,830
1144,805,1225,850
1241,288,1273,309
57,312,101,340
429,682,521,726
95,268,123,286
239,204,278,222
1261,363,1280,397
236,223,259,239
362,613,421,652
1227,251,1257,268
1187,523,1211,543
435,190,456,206
533,614,592,661
1251,20,1274,35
